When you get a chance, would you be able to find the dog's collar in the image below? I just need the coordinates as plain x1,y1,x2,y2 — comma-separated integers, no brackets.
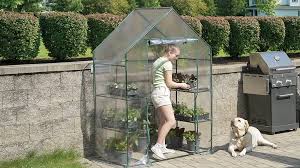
239,130,248,138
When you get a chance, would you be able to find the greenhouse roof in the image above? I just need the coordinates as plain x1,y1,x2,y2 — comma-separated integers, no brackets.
93,7,204,62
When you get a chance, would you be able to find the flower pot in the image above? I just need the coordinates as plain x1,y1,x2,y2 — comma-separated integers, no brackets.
115,151,132,165
199,113,209,121
137,136,148,151
186,139,200,151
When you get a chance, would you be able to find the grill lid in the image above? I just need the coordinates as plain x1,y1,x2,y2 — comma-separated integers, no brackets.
249,51,295,74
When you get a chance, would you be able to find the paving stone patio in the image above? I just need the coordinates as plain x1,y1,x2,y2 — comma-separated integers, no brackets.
81,129,300,168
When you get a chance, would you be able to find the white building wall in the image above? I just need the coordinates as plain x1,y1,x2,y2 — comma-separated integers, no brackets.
281,0,290,5
290,0,300,6
275,9,300,15
249,0,300,6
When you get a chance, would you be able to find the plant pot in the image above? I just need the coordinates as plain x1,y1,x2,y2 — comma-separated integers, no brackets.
128,89,138,97
199,113,209,121
137,136,148,151
166,127,184,149
186,140,200,151
115,151,132,165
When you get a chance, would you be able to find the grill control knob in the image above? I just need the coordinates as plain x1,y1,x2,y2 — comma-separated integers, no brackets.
276,80,283,86
286,79,292,85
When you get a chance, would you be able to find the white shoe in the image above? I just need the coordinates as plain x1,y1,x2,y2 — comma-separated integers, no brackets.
151,144,166,159
161,144,175,154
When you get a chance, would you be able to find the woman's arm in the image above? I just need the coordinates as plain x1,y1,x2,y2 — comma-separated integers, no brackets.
164,70,190,89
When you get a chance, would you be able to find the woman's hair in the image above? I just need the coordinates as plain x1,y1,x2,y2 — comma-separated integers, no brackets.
150,44,178,58
162,44,178,54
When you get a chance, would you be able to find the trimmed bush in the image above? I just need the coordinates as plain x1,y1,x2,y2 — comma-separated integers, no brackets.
199,16,230,56
86,13,123,50
256,17,285,51
0,12,40,60
181,16,202,36
225,17,260,57
40,12,88,60
281,17,300,51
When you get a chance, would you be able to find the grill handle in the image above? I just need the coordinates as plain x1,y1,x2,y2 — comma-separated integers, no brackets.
275,67,296,71
277,93,294,99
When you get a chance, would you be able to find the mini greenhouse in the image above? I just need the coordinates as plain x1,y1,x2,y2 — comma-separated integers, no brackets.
93,7,212,167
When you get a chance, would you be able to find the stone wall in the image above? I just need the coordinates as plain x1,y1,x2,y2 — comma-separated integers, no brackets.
0,59,299,159
0,62,94,159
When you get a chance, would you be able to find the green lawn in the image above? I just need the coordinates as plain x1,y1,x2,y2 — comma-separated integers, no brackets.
37,41,93,59
0,150,85,168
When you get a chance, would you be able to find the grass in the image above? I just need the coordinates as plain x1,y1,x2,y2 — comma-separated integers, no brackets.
37,41,93,59
0,150,85,168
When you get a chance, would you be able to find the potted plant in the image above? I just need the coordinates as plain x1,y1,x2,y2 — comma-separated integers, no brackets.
105,136,134,165
102,108,116,128
115,108,141,131
174,103,209,122
196,107,209,121
127,83,138,96
165,127,185,149
183,131,201,151
108,82,139,97
137,120,150,152
172,73,197,89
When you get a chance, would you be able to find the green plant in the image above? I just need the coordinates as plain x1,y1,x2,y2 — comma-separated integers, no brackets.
86,13,123,50
174,103,201,117
199,16,230,56
51,0,84,12
281,17,300,51
0,0,43,12
160,0,208,16
256,16,285,51
182,16,202,36
0,149,83,168
0,12,40,60
40,12,88,60
216,0,246,16
82,0,132,15
225,17,260,58
127,108,141,122
256,0,278,16
105,136,136,152
183,131,200,142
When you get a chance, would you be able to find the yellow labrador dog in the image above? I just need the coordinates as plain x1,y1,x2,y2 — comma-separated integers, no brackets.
228,117,278,157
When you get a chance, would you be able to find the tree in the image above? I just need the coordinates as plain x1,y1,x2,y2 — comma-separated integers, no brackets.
136,0,160,7
216,0,246,16
82,0,132,15
0,0,43,11
160,0,208,16
0,0,22,11
52,0,83,12
256,0,278,16
203,0,216,16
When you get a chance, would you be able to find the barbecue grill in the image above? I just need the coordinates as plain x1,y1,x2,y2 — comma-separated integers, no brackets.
243,51,298,134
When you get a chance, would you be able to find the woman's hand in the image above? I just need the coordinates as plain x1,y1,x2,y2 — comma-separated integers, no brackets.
180,83,190,89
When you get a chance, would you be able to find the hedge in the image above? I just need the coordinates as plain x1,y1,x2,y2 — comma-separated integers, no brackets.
225,17,260,57
86,13,123,50
199,16,230,56
0,12,40,60
40,12,88,60
282,17,300,51
256,17,285,52
182,16,202,37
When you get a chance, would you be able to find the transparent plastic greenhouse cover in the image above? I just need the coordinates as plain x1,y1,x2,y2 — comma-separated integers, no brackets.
93,7,209,63
148,38,198,45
